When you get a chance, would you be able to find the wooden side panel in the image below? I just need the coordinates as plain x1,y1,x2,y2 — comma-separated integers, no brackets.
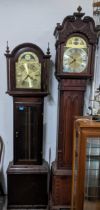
52,174,72,205
57,79,86,169
7,162,49,209
7,174,48,207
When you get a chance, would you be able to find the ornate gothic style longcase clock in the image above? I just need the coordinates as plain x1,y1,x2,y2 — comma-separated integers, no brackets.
5,42,50,208
51,7,97,210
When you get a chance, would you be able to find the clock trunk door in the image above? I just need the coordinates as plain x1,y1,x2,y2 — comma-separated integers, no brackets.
14,99,43,165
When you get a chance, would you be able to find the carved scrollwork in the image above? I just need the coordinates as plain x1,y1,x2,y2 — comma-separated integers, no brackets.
54,7,97,45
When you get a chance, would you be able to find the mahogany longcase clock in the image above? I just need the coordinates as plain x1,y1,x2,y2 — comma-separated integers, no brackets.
51,7,97,210
5,42,51,208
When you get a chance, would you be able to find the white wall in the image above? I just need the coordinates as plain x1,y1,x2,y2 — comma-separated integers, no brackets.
0,0,94,193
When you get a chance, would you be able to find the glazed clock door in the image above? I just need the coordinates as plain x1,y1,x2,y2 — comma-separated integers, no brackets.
63,36,88,73
72,119,100,210
14,98,43,165
16,51,41,89
83,137,100,210
5,42,50,96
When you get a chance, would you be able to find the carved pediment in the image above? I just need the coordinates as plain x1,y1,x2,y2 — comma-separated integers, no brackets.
54,6,97,45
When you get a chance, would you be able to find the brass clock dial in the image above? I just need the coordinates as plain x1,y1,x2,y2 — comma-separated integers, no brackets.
16,52,41,89
63,36,88,73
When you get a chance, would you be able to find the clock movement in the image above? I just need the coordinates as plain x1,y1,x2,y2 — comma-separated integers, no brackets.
5,42,51,208
51,7,97,210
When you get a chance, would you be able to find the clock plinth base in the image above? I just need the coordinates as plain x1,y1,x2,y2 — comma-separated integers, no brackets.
50,204,71,210
51,162,72,210
7,161,49,209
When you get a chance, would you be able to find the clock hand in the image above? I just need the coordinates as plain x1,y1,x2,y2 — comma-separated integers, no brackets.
24,63,29,74
28,77,33,88
68,55,74,59
28,75,34,80
22,74,29,83
69,59,76,65
29,75,33,80
22,75,33,87
28,75,38,82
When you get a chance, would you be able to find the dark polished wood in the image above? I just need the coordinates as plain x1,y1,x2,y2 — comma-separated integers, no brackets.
51,8,97,210
54,10,97,80
5,43,50,96
7,161,49,209
51,162,72,209
6,43,51,208
13,97,43,165
57,79,86,169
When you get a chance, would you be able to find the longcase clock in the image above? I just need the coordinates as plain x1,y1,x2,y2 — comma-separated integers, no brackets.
51,7,97,210
5,42,51,208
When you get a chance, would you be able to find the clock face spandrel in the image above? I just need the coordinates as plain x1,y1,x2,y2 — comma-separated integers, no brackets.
63,36,88,73
16,52,41,89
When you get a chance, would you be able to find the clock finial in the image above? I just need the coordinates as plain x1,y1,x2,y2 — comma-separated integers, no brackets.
47,42,50,55
74,6,85,19
77,6,82,13
6,41,10,54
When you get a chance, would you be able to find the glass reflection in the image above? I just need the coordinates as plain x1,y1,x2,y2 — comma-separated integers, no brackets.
71,130,79,210
84,138,100,210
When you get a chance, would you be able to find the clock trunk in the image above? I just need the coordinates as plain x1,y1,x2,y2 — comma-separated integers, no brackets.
13,97,43,165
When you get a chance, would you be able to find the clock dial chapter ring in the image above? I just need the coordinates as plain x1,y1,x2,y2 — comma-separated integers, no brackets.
16,54,41,89
63,48,88,73
21,63,40,88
